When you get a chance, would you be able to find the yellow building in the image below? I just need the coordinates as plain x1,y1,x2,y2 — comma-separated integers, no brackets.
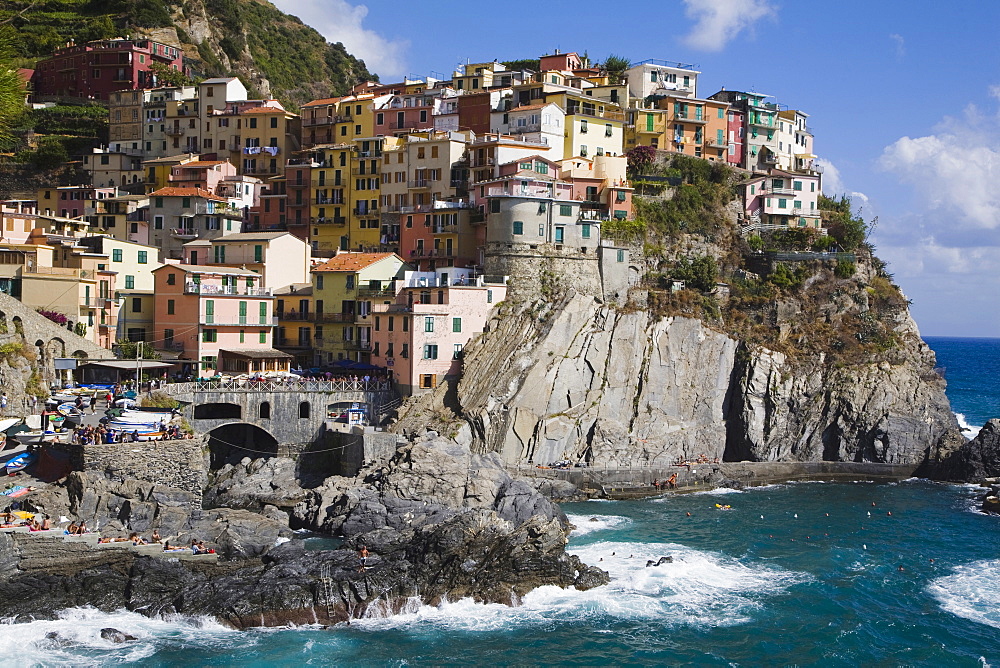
452,62,507,93
309,143,353,253
311,252,408,364
347,137,385,251
211,103,301,179
142,154,199,193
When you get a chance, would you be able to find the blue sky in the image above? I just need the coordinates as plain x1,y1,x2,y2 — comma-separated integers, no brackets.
272,0,1000,337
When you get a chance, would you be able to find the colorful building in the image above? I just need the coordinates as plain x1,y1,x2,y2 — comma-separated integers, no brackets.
370,270,507,395
151,264,278,375
741,170,823,230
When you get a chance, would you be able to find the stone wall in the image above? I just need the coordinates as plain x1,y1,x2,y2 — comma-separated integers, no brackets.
50,438,209,496
484,242,603,301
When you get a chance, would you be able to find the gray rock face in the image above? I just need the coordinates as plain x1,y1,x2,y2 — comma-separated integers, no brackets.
447,294,961,470
936,419,1000,481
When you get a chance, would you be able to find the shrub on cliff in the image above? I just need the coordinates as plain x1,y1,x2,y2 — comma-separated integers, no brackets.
140,391,179,410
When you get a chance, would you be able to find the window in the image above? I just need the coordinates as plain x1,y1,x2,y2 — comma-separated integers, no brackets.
299,401,310,418
560,204,572,216
254,245,263,262
137,251,147,264
452,317,462,333
202,329,217,342
112,249,123,262
401,343,409,358
260,402,271,419
605,124,613,137
512,220,523,235
201,356,217,370
259,331,267,343
794,181,803,191
490,199,501,213
154,215,163,230
794,200,802,210
424,316,434,332
164,329,174,345
259,301,268,324
316,275,324,290
346,275,355,290
402,317,409,332
124,275,135,289
580,120,588,134
167,299,175,315
214,245,225,263
778,198,788,209
423,344,439,359
487,289,493,303
617,249,625,263
132,297,142,313
388,316,394,332
453,344,464,360
582,224,591,239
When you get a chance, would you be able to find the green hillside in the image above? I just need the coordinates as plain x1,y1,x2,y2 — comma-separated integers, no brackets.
1,0,375,108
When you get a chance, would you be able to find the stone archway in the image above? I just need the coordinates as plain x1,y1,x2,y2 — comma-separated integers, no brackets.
206,423,279,470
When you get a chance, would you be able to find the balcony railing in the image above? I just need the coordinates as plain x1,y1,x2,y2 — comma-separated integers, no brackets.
277,311,315,321
201,316,279,327
407,179,432,188
313,216,347,225
171,228,197,239
315,312,355,323
184,283,273,296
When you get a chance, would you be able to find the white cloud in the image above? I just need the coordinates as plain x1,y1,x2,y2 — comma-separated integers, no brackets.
875,87,1000,336
681,0,776,51
269,0,408,79
815,158,869,205
889,33,906,60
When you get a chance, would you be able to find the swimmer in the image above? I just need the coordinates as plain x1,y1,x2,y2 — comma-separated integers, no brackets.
686,512,691,517
760,515,764,519
887,511,892,516
897,565,905,572
794,513,798,518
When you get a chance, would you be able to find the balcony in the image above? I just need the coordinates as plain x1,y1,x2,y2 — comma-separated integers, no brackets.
315,312,355,323
486,186,552,199
408,248,455,260
407,179,432,189
184,283,273,296
353,207,375,216
767,186,795,195
432,224,458,234
313,216,347,225
708,138,728,149
676,114,708,125
358,150,382,158
357,286,394,298
314,196,345,205
171,227,197,239
201,316,279,327
164,126,185,136
761,153,779,165
277,311,315,321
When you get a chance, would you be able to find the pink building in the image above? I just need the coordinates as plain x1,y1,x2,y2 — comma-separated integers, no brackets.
152,264,285,377
0,199,39,244
374,93,436,135
167,160,236,191
370,272,507,395
726,108,745,168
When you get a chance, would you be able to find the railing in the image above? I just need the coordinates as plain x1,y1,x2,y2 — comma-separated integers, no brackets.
315,312,355,323
313,216,347,225
407,179,432,188
277,311,315,321
486,186,552,198
164,378,393,394
201,317,279,327
357,286,394,298
408,248,454,259
184,283,273,296
766,187,796,196
164,127,184,136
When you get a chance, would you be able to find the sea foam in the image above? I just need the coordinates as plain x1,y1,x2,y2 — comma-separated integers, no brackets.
0,606,241,665
928,560,1000,629
565,513,632,536
352,541,808,633
956,413,983,440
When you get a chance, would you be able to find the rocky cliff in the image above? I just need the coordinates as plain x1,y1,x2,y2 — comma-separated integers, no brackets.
438,291,960,470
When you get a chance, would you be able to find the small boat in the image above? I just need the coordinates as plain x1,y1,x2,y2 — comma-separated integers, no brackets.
4,452,36,474
13,430,71,445
106,427,166,442
56,403,84,426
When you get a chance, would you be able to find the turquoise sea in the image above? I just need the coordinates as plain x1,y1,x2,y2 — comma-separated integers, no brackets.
4,338,999,666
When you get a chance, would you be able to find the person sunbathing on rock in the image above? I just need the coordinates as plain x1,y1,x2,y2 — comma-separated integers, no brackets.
150,529,162,543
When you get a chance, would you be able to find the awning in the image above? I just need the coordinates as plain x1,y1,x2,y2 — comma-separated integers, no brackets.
218,348,294,360
78,360,177,370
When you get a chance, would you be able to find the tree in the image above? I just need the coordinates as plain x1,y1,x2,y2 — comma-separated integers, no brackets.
149,61,196,88
600,55,630,84
115,339,161,360
626,145,657,175
673,255,718,292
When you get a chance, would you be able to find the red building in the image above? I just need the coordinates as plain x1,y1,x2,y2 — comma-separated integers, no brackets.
33,38,185,102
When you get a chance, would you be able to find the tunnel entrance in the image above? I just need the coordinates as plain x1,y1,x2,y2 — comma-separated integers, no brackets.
207,423,279,470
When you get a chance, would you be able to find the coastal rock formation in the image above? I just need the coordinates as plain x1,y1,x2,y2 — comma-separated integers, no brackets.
0,435,605,627
435,291,960,470
936,419,1000,482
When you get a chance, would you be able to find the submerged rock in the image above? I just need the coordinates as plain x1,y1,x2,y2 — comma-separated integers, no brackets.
100,628,136,643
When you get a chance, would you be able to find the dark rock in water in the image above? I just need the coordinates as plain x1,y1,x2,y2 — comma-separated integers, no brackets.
936,419,1000,482
100,628,136,643
982,496,1000,514
645,556,674,567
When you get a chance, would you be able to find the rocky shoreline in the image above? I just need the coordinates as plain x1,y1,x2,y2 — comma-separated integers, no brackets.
0,432,607,628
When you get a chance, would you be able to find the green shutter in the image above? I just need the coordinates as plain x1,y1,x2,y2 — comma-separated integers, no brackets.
239,301,247,325
259,301,267,324
646,113,654,132
254,245,263,262
205,299,214,323
452,317,462,333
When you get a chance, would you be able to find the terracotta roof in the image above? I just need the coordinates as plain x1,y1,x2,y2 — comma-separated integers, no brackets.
148,187,227,202
240,106,292,115
177,160,227,167
302,97,344,107
510,103,552,112
313,252,398,272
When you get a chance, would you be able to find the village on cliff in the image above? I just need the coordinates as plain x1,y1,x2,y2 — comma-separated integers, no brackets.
2,42,823,398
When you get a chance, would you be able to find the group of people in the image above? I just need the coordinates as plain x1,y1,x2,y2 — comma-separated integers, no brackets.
71,425,142,445
653,473,679,490
0,511,51,530
673,454,721,466
66,520,89,535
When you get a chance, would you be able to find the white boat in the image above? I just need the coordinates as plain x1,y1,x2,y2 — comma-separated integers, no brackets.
13,430,72,445
113,411,173,424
